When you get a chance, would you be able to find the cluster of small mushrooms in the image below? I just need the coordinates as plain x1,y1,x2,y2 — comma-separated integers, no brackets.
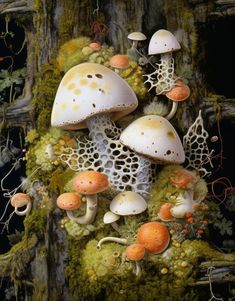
10,29,195,277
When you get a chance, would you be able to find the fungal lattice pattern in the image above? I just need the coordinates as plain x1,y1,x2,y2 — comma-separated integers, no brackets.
60,115,155,197
144,54,176,94
183,110,214,177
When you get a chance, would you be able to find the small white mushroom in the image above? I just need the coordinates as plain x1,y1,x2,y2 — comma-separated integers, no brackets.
170,190,195,218
103,211,120,233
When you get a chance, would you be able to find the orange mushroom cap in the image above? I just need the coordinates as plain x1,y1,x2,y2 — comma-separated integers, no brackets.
165,79,190,102
89,42,102,51
158,203,174,222
73,170,109,195
56,192,81,210
170,169,198,189
10,193,32,208
137,222,170,254
110,54,130,69
125,243,145,261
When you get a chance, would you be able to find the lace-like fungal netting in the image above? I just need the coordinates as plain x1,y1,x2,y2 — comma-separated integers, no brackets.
183,110,214,177
60,115,154,197
144,53,176,95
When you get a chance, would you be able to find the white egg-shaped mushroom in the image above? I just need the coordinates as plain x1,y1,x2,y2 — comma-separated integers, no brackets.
120,115,185,164
110,191,147,216
51,62,138,130
103,211,120,232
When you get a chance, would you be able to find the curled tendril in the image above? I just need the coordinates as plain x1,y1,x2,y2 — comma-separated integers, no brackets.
207,177,234,204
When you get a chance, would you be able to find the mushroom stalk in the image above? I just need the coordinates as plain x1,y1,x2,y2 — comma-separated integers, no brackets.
86,114,118,169
97,237,128,250
66,194,97,224
14,202,32,216
135,261,141,277
111,222,121,233
165,101,178,120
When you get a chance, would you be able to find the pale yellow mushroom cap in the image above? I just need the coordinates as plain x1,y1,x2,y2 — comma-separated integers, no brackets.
51,63,138,130
148,29,181,55
110,191,147,216
120,115,185,164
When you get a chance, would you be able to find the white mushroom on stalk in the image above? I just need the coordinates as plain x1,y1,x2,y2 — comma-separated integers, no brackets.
144,29,181,94
170,190,196,218
97,191,147,248
103,211,120,233
127,31,147,60
120,115,185,195
51,62,138,184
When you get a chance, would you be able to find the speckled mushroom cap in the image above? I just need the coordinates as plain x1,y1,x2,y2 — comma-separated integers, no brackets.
56,192,81,211
51,63,138,129
110,191,147,216
120,115,185,164
10,193,32,208
148,29,181,55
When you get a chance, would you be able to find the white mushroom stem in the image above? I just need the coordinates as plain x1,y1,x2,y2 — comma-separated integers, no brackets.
135,261,141,277
14,202,32,216
86,114,117,168
165,101,178,120
96,237,128,250
111,222,121,233
66,194,97,224
135,155,153,199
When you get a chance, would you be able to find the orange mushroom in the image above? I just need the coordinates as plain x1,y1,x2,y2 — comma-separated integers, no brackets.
170,169,198,189
57,192,81,210
72,170,109,224
10,193,32,216
158,203,174,222
137,221,170,254
110,54,130,71
89,42,102,51
164,79,190,120
125,243,146,276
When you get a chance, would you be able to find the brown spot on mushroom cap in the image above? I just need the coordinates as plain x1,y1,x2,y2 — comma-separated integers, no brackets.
73,170,109,195
137,222,170,254
125,243,145,261
56,192,81,210
10,193,32,208
165,79,190,102
110,54,130,69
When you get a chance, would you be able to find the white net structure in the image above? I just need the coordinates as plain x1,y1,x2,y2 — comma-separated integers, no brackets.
144,53,176,95
60,115,155,198
183,110,214,177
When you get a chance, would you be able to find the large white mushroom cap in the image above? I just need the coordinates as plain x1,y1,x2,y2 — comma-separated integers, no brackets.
148,29,181,55
51,63,138,129
110,191,147,216
120,115,185,164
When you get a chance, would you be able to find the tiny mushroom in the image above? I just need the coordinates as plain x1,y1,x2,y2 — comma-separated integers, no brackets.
89,42,102,51
137,221,170,254
158,203,174,222
170,168,198,189
10,193,32,216
125,243,146,276
127,32,147,60
109,54,130,72
103,211,120,233
164,79,190,120
56,192,81,221
72,170,109,224
128,32,147,49
120,115,185,196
